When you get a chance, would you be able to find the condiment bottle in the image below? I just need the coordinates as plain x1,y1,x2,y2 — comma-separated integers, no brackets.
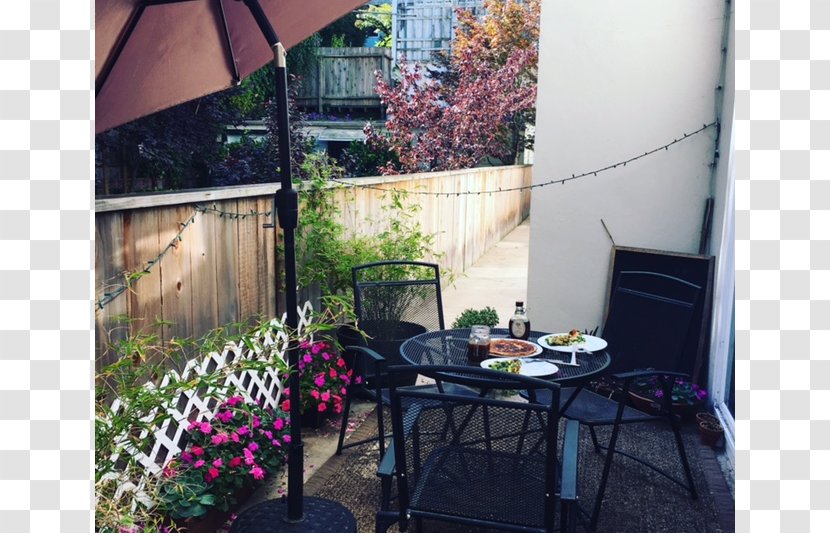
508,301,530,340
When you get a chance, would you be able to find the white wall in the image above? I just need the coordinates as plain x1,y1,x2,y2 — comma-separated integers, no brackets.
528,0,728,332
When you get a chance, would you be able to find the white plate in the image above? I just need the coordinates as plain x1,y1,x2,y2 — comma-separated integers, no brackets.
537,333,608,353
488,338,543,357
480,358,559,377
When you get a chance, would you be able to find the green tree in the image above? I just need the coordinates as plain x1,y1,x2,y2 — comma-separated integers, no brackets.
355,4,393,47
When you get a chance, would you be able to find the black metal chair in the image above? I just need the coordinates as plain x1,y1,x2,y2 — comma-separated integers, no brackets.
336,261,476,460
530,271,702,531
376,364,582,533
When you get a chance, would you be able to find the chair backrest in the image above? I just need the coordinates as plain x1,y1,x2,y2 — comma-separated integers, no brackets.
386,365,563,531
350,262,444,388
601,270,701,374
352,260,445,337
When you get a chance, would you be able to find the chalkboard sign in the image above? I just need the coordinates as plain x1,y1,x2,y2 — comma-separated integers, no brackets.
605,246,716,384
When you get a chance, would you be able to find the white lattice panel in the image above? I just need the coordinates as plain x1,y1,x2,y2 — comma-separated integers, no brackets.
102,303,315,476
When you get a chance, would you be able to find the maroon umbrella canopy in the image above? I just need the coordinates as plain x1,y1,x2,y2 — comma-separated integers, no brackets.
96,0,367,134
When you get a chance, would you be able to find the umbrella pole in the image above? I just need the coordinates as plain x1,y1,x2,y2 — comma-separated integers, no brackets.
273,48,304,521
241,3,354,531
240,0,304,522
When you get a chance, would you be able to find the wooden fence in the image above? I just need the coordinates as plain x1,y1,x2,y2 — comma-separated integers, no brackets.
95,165,531,365
295,47,392,114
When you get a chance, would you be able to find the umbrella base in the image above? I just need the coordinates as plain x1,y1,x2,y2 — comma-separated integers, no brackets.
229,496,357,533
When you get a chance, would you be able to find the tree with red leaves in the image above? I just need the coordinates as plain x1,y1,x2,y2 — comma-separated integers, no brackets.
367,0,539,174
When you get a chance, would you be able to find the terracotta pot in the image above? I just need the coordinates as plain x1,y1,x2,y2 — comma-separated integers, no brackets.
699,420,724,447
696,412,719,426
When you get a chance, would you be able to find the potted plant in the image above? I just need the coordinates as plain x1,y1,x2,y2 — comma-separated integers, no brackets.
696,411,724,447
280,339,354,428
627,374,708,417
158,395,292,531
451,307,500,329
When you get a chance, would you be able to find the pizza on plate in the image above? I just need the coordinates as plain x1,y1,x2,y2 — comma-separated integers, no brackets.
489,339,538,357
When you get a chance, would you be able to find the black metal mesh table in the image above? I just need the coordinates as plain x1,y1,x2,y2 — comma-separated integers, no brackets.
229,496,357,533
399,328,611,386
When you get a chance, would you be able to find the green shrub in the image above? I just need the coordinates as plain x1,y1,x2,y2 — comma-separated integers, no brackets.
451,307,500,329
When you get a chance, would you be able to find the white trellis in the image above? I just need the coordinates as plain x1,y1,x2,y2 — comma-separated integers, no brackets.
102,302,315,477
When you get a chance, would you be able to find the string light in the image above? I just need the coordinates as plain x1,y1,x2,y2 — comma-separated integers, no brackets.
95,205,271,310
332,122,717,196
95,122,715,310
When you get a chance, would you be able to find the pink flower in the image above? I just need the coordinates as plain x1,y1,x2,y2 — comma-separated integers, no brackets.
226,396,244,407
355,376,363,385
199,422,212,434
212,458,223,468
336,358,346,368
205,467,220,482
322,352,331,361
310,390,320,399
211,433,229,445
229,457,243,468
230,432,240,443
237,426,250,436
273,418,285,431
317,403,327,412
281,399,291,412
193,459,205,469
321,392,331,402
340,387,347,395
253,416,261,428
191,446,204,457
250,466,265,480
180,451,194,464
329,368,337,378
283,435,292,444
264,430,273,439
216,410,234,423
162,462,178,478
243,448,255,465
187,421,199,431
272,439,281,447
314,374,325,388
303,353,313,364
311,343,322,354
248,442,259,452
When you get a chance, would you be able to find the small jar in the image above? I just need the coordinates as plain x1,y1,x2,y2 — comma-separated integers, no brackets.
467,325,491,364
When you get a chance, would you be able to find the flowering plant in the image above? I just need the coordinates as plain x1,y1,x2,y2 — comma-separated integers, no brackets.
280,339,355,416
158,394,291,520
629,373,708,406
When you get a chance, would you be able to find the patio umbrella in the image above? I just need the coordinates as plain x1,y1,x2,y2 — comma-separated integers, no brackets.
96,0,366,527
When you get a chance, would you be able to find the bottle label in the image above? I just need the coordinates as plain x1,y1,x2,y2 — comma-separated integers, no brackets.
510,320,528,339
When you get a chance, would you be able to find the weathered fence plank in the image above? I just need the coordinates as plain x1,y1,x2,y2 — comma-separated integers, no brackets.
189,205,219,337
95,166,531,363
295,47,393,113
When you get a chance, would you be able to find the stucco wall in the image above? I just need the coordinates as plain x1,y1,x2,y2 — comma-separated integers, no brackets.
528,0,729,332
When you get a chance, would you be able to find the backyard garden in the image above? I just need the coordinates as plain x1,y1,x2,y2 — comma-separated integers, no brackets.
95,2,541,531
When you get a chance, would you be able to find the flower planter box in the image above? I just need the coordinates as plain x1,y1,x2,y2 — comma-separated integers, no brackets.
628,391,699,418
171,485,256,533
301,408,331,429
